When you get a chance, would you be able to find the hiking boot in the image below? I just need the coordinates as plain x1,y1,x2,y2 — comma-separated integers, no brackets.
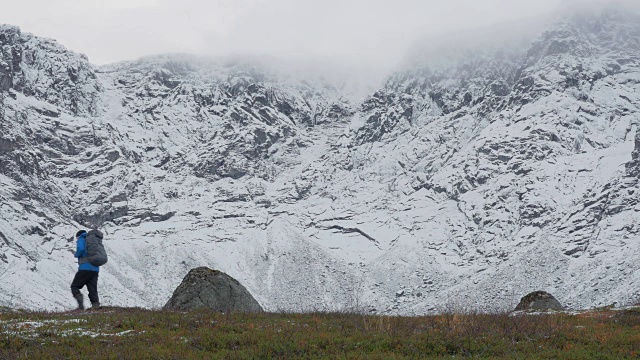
91,302,101,310
73,294,84,310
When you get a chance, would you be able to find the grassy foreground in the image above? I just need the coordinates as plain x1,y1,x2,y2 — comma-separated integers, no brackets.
1,307,639,359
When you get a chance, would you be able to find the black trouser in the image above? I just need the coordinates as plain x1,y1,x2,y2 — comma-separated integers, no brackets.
70,270,99,304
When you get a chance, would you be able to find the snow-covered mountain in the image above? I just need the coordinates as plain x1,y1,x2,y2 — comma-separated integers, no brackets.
1,7,639,313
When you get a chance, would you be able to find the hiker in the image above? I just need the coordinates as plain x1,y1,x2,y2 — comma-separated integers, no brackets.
70,229,108,310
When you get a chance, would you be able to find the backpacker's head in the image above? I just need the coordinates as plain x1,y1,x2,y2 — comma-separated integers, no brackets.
76,230,87,239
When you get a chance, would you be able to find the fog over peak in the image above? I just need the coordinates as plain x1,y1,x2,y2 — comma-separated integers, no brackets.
3,0,639,71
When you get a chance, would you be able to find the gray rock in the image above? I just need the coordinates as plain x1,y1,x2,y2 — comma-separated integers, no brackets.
514,291,564,311
73,204,129,228
164,267,263,312
0,25,100,115
626,131,640,177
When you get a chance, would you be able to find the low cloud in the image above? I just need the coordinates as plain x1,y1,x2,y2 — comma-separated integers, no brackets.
2,0,639,69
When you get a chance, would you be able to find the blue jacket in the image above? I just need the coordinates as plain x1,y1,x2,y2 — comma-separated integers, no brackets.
75,233,100,272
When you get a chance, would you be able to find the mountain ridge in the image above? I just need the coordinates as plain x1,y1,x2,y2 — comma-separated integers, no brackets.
0,8,639,313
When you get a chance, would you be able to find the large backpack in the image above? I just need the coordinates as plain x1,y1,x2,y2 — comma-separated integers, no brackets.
85,229,108,267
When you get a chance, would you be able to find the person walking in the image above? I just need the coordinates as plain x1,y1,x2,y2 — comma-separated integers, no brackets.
70,229,103,310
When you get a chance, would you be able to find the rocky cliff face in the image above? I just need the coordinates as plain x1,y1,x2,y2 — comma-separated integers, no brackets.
0,25,100,115
101,55,352,181
335,9,640,313
628,131,640,177
0,8,639,313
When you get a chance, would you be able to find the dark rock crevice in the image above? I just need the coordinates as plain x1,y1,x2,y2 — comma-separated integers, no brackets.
626,130,640,177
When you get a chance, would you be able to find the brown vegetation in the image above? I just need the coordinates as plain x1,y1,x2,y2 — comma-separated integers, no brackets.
1,307,639,359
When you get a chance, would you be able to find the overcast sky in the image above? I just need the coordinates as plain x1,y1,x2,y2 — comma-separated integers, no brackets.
2,0,637,69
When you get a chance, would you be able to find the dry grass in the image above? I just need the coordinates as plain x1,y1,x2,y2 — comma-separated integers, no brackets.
1,307,639,359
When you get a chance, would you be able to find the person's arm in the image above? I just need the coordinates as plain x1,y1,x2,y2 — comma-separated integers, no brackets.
74,237,85,258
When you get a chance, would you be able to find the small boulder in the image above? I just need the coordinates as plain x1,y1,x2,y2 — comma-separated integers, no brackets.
164,267,263,312
514,291,564,311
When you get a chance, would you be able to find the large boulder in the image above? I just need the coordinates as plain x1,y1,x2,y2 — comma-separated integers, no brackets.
514,291,564,311
163,267,263,312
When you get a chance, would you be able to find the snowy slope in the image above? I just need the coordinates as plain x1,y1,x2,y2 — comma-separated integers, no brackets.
1,7,639,313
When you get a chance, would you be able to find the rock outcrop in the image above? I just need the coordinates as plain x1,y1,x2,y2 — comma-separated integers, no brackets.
627,131,640,178
163,267,263,312
0,25,100,115
514,291,564,311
